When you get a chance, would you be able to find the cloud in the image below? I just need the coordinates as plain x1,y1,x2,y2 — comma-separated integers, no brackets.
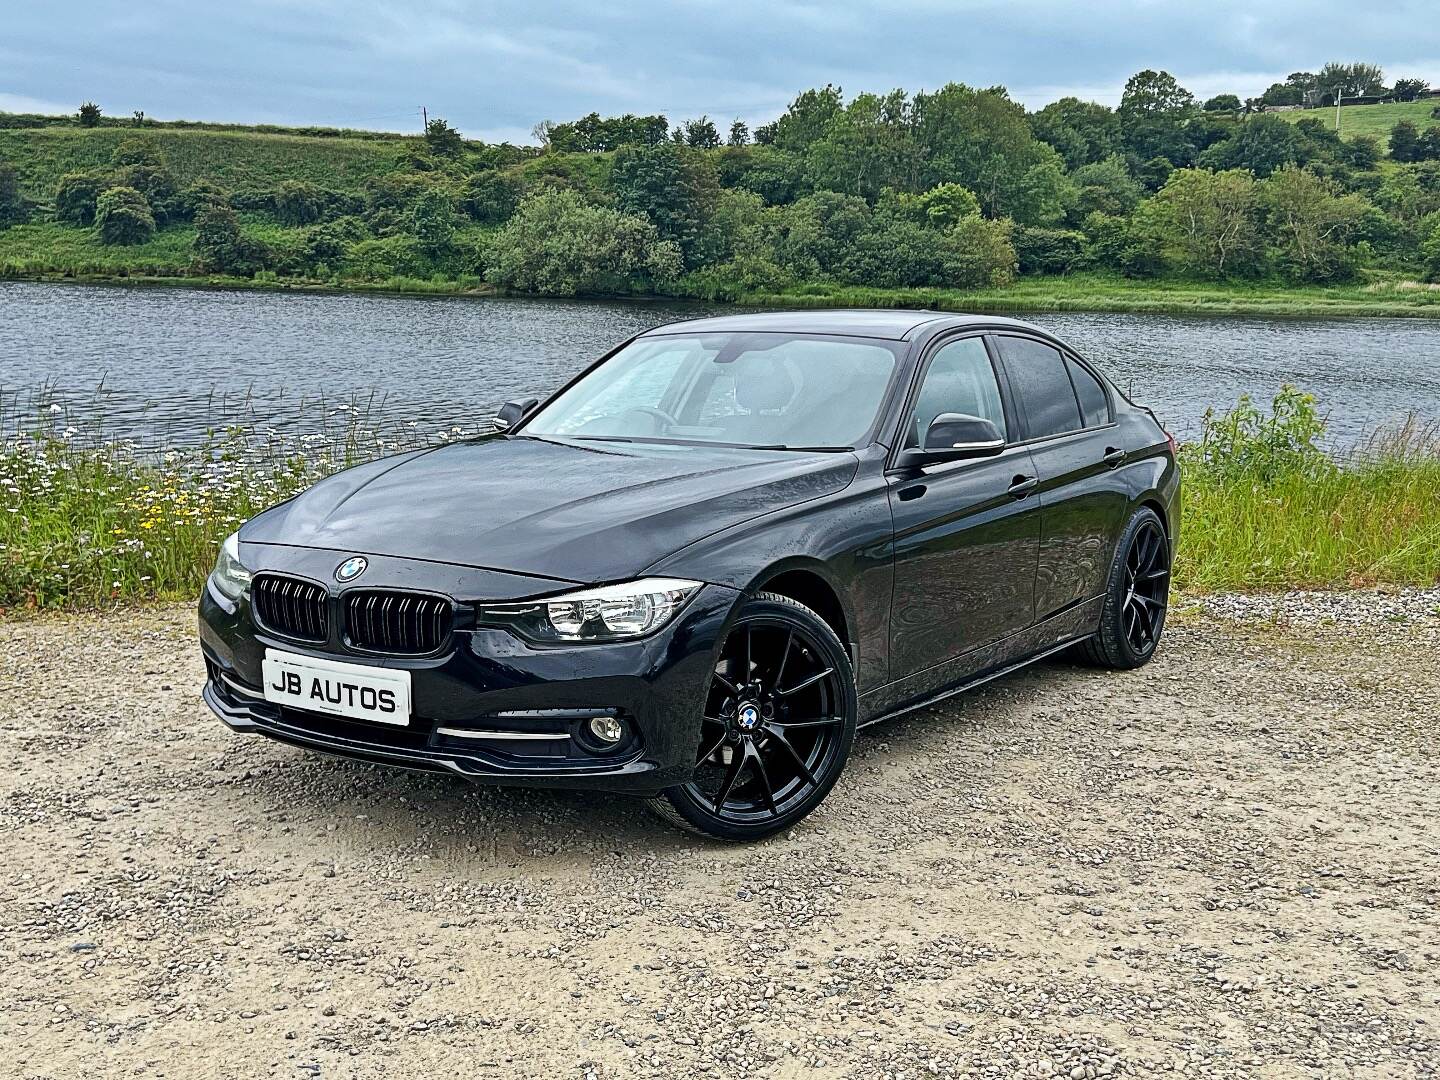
1,1,1437,139
0,91,77,115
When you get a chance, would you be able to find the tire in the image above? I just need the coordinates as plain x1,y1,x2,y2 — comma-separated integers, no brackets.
649,591,857,842
1075,506,1171,670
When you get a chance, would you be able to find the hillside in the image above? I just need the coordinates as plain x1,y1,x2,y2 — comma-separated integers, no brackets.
1276,97,1440,148
0,126,405,201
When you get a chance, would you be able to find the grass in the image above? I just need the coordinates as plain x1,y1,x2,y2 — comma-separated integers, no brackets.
1174,392,1440,591
1275,98,1440,148
736,272,1440,319
0,393,483,609
1,389,1436,612
0,126,402,200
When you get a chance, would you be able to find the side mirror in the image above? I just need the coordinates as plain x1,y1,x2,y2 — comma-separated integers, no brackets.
493,397,539,432
896,413,1005,470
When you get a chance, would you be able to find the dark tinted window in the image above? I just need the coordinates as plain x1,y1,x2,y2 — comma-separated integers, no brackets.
1067,357,1110,428
906,337,1007,447
994,336,1081,438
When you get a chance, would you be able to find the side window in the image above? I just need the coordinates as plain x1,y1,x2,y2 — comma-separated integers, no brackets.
995,336,1081,439
1066,357,1110,428
907,337,1007,447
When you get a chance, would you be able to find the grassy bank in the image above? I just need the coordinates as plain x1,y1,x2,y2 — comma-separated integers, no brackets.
1275,98,1439,148
5,260,1440,319
2,390,1436,611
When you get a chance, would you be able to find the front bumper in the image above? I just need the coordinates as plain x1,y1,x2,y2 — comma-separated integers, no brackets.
198,555,739,796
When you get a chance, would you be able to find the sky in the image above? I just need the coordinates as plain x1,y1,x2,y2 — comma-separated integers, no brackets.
3,1,1439,144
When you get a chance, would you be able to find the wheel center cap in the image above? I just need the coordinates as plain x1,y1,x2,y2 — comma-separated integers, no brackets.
736,702,761,732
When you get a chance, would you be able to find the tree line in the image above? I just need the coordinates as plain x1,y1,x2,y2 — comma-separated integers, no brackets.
3,62,1440,292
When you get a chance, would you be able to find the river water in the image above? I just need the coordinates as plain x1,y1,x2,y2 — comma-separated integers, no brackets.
2,281,1437,446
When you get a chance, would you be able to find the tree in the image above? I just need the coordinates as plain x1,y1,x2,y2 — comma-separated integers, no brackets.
1068,155,1143,220
1259,165,1369,282
1423,219,1440,282
610,142,718,267
1316,61,1385,102
1259,72,1318,107
1029,97,1122,169
1420,127,1440,163
896,182,981,227
0,159,26,227
461,169,522,223
727,119,750,146
774,191,872,279
769,85,845,152
484,189,681,296
93,186,155,245
804,89,921,200
193,204,271,274
683,116,721,148
1203,94,1241,113
131,110,146,127
424,117,464,157
1390,121,1423,163
1150,167,1262,277
1200,113,1311,176
912,83,1061,220
1118,70,1198,165
78,102,102,127
410,187,460,253
1392,78,1430,103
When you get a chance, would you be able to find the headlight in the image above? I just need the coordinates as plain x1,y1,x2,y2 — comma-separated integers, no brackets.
210,532,253,600
478,577,701,643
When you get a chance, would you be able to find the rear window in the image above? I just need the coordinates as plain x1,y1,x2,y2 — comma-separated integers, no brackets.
1066,357,1110,428
994,336,1082,439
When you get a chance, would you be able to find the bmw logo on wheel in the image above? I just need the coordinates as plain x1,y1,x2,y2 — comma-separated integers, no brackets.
335,556,368,582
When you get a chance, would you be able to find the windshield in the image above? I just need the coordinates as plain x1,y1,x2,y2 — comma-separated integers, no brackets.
521,332,901,450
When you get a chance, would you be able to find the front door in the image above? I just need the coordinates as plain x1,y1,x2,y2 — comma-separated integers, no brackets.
886,335,1041,683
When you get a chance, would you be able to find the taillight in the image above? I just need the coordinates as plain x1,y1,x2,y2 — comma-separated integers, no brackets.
1165,430,1178,457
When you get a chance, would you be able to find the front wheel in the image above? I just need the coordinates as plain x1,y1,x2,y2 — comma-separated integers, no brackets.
649,592,857,842
1076,506,1171,669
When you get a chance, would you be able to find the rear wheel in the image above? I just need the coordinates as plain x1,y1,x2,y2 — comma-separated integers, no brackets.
649,592,856,842
1076,507,1171,669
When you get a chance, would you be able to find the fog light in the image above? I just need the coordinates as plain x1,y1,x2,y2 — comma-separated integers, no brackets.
588,715,624,744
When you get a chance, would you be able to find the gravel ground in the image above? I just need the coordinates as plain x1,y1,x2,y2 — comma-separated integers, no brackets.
1,596,1437,1080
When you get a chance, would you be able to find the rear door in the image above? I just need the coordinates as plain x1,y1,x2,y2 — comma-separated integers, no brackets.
885,334,1041,682
989,334,1130,621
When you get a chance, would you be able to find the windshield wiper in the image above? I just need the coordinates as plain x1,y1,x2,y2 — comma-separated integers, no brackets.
745,444,852,452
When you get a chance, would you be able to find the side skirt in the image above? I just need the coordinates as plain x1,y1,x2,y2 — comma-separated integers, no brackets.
857,632,1094,730
857,596,1102,728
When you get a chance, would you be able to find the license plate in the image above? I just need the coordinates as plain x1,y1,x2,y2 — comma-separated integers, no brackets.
261,649,412,726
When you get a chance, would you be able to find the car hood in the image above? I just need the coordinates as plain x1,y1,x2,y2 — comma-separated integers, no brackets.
242,435,858,587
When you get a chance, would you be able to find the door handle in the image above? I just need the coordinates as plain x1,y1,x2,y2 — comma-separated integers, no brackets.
1007,474,1038,499
1102,446,1127,468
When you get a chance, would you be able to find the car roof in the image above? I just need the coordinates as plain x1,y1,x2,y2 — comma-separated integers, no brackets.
638,308,1049,342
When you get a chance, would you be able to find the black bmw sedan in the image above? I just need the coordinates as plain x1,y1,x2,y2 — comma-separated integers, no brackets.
199,310,1178,840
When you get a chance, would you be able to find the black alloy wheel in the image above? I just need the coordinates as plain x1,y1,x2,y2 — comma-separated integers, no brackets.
650,592,857,841
1077,507,1171,669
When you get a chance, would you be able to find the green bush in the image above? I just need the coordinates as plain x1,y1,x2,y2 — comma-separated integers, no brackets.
0,159,26,226
460,169,522,224
484,189,681,296
192,203,270,274
54,170,111,225
341,234,428,280
1188,385,1329,484
1013,225,1088,274
93,186,156,245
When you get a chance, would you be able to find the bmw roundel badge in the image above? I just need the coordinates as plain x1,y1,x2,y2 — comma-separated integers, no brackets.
335,556,368,582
